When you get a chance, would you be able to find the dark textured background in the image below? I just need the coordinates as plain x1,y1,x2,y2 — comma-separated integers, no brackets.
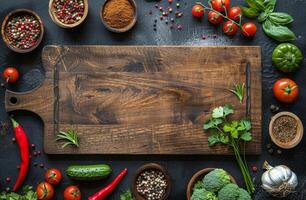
0,0,306,199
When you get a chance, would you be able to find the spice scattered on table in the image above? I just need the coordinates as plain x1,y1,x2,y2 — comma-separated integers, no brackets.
270,105,279,113
52,0,85,24
102,0,135,29
5,14,41,50
272,115,297,143
136,169,167,200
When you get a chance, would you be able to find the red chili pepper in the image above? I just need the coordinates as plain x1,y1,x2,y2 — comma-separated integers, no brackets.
88,168,128,200
10,118,30,191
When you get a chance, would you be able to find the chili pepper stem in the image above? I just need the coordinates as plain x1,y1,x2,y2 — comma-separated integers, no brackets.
10,117,19,128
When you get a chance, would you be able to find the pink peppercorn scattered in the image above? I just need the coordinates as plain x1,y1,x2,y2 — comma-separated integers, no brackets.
5,187,10,192
11,137,16,143
31,143,36,149
37,151,41,155
5,177,11,182
168,0,173,3
53,0,85,25
177,24,183,30
16,165,20,170
5,14,41,49
33,151,37,156
39,163,44,168
252,165,257,172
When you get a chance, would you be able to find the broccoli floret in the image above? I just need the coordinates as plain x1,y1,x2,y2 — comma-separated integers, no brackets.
193,180,205,191
218,183,240,200
203,169,231,193
191,189,218,200
237,188,252,200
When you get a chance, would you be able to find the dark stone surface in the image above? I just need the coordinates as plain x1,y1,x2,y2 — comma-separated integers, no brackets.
0,0,306,199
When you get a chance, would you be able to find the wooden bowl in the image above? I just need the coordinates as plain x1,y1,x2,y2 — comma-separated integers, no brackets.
186,168,236,200
269,111,303,149
132,163,171,200
100,0,137,33
48,0,88,28
1,9,44,53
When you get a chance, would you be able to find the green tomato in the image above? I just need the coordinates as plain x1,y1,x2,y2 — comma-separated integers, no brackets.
272,43,303,72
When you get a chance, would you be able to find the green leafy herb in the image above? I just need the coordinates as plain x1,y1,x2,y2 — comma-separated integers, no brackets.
203,105,254,194
263,20,296,42
193,181,205,191
229,83,245,103
0,186,37,200
241,0,296,42
56,129,79,148
120,190,135,200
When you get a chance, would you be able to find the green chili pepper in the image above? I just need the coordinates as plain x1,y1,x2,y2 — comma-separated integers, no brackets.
272,43,304,72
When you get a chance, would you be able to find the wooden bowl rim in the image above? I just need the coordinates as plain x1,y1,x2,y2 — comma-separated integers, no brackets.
48,0,88,28
1,9,44,53
132,163,171,200
269,111,304,149
100,0,137,33
186,168,236,200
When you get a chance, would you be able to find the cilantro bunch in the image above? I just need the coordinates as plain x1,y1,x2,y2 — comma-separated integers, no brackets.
0,186,37,200
204,104,254,194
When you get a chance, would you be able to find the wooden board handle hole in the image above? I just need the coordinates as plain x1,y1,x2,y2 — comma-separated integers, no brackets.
9,96,18,105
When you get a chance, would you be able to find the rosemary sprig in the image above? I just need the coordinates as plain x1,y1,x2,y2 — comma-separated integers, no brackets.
56,129,79,148
229,83,245,103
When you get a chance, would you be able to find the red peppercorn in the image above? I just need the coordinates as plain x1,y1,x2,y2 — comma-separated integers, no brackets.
252,166,257,172
5,187,10,192
11,137,16,143
39,163,44,168
5,177,11,182
31,143,36,149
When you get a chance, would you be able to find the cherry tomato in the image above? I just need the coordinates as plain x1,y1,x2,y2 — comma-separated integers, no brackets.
192,5,204,18
64,186,81,200
273,78,298,103
242,22,257,37
228,7,241,21
210,0,230,12
36,182,55,200
223,21,238,36
208,11,223,24
45,168,62,185
3,67,19,83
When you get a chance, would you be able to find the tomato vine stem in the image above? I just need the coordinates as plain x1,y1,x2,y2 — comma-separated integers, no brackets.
196,2,243,28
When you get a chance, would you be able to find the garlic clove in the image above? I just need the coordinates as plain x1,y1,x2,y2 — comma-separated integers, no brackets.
287,172,298,189
268,168,286,185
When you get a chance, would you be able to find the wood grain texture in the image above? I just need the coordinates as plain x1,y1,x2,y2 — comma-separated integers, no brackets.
5,45,262,155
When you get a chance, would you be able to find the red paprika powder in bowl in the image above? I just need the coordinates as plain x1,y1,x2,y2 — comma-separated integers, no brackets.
101,0,137,33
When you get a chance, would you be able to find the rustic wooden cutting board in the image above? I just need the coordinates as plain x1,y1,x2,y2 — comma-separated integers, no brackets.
5,45,261,155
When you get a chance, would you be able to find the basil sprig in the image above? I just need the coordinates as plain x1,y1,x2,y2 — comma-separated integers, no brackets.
241,0,296,42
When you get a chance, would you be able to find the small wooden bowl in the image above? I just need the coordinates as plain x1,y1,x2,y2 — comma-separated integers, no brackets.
269,111,303,149
100,0,137,33
186,168,236,200
1,9,44,53
132,163,171,200
48,0,88,28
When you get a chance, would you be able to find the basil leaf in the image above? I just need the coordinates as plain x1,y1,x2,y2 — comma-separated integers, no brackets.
245,0,265,11
241,6,260,18
258,11,270,22
263,20,296,42
240,132,252,141
269,12,294,25
263,0,276,12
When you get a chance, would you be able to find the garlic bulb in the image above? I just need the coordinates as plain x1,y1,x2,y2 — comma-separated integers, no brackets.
261,161,298,198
